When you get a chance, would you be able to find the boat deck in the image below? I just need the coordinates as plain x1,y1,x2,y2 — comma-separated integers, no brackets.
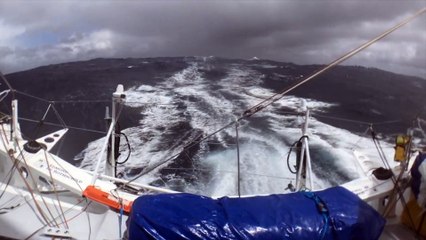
380,217,422,240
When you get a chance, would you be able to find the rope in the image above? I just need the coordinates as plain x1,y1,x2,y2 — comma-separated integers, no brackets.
286,136,307,174
315,114,403,126
370,127,418,229
51,104,68,128
352,126,371,149
116,133,131,165
418,118,426,139
14,89,111,105
6,150,52,227
52,100,110,104
29,102,68,140
108,189,125,238
24,199,91,240
0,71,15,99
119,200,124,240
384,173,418,232
314,114,372,125
43,150,69,229
14,90,50,103
369,126,392,171
0,90,10,102
31,104,53,139
85,203,92,240
114,132,132,177
304,191,330,240
15,142,59,227
235,118,241,197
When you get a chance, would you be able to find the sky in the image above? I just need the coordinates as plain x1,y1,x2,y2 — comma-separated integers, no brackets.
0,0,425,78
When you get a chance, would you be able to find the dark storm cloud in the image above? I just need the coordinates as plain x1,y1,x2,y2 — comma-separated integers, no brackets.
0,1,425,78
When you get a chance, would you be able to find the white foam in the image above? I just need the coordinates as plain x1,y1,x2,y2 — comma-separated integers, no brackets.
78,60,398,197
200,142,291,196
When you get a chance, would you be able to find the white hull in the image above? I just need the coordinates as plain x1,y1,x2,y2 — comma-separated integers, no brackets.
0,186,126,239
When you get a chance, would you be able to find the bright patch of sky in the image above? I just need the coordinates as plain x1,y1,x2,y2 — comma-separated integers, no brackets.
0,19,26,45
18,31,59,48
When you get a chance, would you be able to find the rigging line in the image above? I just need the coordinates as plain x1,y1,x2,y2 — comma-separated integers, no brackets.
123,121,235,186
237,7,426,121
91,103,125,184
229,171,296,181
52,100,110,104
43,150,69,229
352,126,371,150
372,120,403,125
46,151,85,193
371,134,390,170
417,118,426,138
115,133,131,166
376,147,416,229
183,150,193,162
313,114,372,125
371,130,392,171
14,89,109,105
125,102,179,105
51,104,68,128
41,104,53,122
18,117,106,134
6,151,52,227
31,104,53,139
0,90,10,102
0,71,15,99
376,139,391,168
369,128,412,217
14,90,50,103
169,128,199,152
314,114,402,126
86,203,92,240
14,142,60,228
160,167,295,180
386,174,418,232
24,198,90,240
235,118,241,197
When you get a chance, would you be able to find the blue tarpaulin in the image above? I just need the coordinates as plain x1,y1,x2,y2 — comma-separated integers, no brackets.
127,186,385,240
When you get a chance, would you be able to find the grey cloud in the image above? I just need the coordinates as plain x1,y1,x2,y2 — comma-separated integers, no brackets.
0,1,425,78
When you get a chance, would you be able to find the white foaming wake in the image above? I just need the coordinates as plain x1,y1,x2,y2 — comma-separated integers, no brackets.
78,60,396,197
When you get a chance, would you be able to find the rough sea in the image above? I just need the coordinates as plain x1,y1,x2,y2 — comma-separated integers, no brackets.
72,58,424,197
